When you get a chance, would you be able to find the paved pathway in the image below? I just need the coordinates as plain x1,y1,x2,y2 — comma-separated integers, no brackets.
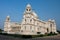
0,34,60,40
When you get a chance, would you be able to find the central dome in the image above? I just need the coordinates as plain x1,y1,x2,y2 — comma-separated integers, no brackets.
25,4,38,17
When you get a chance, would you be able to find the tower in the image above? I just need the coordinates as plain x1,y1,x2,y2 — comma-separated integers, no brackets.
4,15,10,33
47,19,57,33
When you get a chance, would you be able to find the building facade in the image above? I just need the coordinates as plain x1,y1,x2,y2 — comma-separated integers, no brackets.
4,4,57,35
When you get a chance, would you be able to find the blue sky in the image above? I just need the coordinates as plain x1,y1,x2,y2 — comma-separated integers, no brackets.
0,0,60,30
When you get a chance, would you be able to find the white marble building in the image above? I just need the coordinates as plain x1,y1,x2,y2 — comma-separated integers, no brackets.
4,4,57,35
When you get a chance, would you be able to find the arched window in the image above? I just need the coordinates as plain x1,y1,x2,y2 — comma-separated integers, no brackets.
47,28,49,32
21,30,23,32
50,24,52,32
26,9,28,11
38,28,39,31
25,19,26,21
50,24,52,27
20,27,21,29
8,18,9,20
29,9,31,11
30,19,32,21
30,26,32,30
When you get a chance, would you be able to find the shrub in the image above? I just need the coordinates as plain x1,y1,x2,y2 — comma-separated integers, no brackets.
0,29,2,31
21,35,32,38
57,30,60,34
0,32,58,38
47,32,57,36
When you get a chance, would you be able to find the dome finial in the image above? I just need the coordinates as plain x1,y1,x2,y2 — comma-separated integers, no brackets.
26,4,31,8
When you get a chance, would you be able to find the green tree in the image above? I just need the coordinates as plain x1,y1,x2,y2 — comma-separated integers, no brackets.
0,29,3,32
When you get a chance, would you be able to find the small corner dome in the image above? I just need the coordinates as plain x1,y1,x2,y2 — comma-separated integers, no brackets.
52,20,55,22
48,19,51,21
26,4,31,8
7,15,10,18
32,11,38,17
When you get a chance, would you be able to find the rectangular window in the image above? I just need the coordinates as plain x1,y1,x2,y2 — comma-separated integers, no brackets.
20,27,21,29
25,26,26,30
30,26,32,30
